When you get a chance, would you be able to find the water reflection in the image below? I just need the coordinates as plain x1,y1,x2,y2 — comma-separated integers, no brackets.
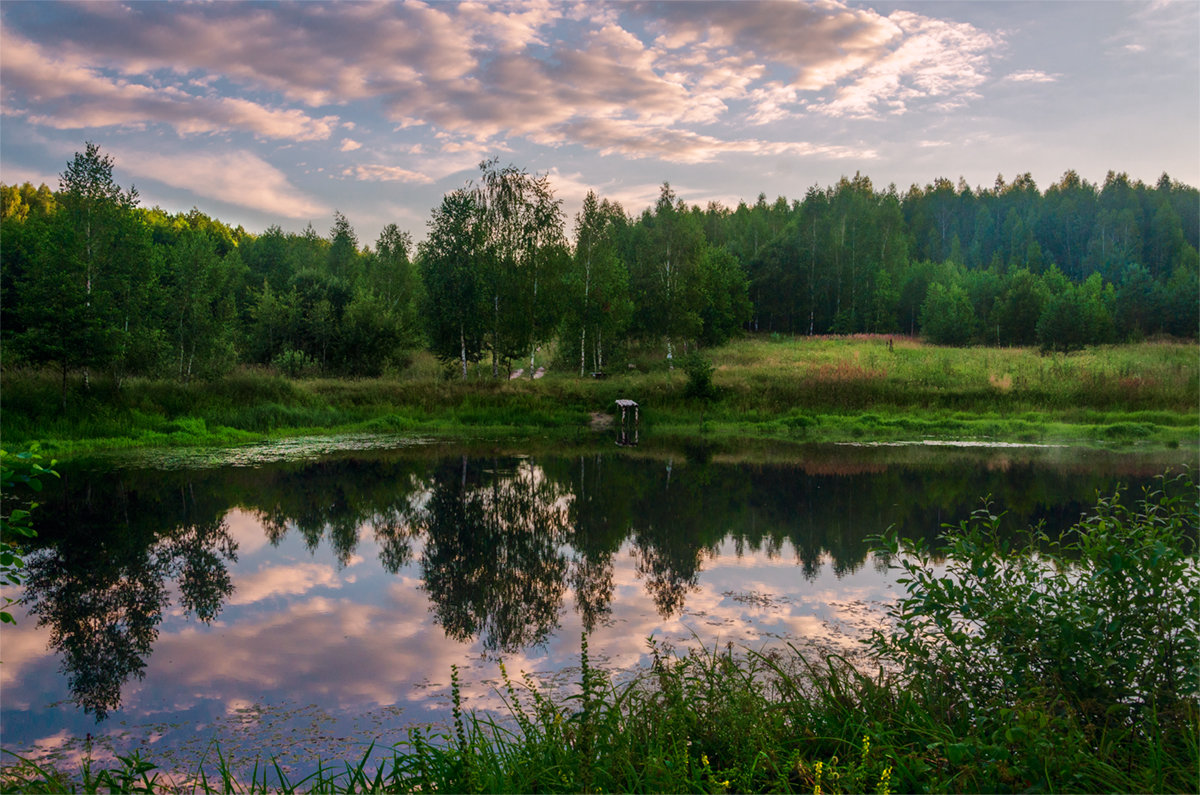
16,447,1178,725
21,479,236,719
419,457,571,651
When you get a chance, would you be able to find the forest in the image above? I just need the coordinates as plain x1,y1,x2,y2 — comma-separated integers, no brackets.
1,143,1197,392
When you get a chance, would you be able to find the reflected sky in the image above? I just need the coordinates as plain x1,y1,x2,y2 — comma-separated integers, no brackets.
1,446,1183,782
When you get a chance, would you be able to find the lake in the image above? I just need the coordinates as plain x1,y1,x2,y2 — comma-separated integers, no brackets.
1,439,1188,780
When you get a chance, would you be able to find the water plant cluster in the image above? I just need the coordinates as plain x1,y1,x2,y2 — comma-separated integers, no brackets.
3,470,1195,793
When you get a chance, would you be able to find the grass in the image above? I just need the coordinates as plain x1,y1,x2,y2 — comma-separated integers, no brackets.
2,472,1196,794
1,336,1196,457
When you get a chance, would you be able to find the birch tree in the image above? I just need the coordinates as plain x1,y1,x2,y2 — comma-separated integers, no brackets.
565,191,631,376
418,189,486,378
631,183,706,366
14,143,153,404
472,159,567,378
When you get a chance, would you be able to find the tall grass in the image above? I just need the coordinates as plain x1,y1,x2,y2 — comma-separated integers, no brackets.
2,338,1196,454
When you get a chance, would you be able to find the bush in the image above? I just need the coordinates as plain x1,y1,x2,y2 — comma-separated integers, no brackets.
1,448,58,625
272,348,317,377
682,352,717,401
871,469,1198,731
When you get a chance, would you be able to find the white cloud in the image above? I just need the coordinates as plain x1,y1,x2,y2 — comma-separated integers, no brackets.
340,138,363,151
343,164,434,183
810,11,998,119
549,118,876,164
1,1,993,167
229,563,343,606
0,163,58,188
1005,69,1057,83
0,30,337,141
111,147,327,219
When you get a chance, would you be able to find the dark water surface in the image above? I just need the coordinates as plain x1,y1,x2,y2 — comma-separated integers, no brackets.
1,440,1188,779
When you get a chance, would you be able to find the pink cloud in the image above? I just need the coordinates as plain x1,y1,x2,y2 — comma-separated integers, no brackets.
1,30,337,140
3,2,1000,162
110,147,328,219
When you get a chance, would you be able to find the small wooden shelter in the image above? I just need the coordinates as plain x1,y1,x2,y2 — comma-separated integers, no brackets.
614,399,639,446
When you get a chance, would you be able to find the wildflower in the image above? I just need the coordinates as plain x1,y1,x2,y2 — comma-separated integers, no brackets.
813,760,823,795
878,765,893,795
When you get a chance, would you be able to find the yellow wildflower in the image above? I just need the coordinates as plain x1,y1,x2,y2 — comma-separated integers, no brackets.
878,765,893,795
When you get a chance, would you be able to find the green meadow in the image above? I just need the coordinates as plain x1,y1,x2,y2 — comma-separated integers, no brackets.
2,336,1196,457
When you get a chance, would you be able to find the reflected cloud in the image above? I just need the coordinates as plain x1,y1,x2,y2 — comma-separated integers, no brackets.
228,563,344,606
4,447,1164,768
225,509,268,557
0,614,55,698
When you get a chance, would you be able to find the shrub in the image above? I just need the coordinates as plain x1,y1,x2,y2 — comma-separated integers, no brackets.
682,352,717,401
871,470,1198,731
1,448,58,625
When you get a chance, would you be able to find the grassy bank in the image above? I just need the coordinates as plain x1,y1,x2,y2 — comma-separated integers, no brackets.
4,471,1196,793
2,337,1196,457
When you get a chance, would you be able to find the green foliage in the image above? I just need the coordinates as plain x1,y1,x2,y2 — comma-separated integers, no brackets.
563,190,633,376
270,348,317,378
419,189,488,378
0,448,58,624
919,281,974,345
682,352,718,401
870,469,1198,787
3,150,1198,401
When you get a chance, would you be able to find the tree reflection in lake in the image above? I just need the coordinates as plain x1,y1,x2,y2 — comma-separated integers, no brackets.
15,446,1178,723
418,456,571,651
22,477,236,719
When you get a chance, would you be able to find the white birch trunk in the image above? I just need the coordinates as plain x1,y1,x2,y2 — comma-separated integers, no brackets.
460,323,468,380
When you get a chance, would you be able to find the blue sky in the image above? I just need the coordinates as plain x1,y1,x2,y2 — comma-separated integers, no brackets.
2,0,1196,247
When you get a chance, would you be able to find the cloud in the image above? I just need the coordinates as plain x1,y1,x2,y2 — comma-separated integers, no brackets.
647,0,902,92
229,563,343,606
550,118,876,164
0,30,337,141
2,1,999,163
809,11,998,119
342,164,434,184
110,147,327,219
0,163,58,189
1005,69,1057,83
339,138,362,152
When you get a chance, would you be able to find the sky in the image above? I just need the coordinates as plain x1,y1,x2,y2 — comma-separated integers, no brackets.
2,0,1197,247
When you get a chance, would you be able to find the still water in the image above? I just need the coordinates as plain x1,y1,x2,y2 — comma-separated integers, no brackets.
0,440,1187,778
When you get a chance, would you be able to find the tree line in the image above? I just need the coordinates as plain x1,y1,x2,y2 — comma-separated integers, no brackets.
2,144,1196,394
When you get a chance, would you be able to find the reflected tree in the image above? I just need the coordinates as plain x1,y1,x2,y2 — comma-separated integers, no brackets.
21,476,236,720
418,457,570,652
16,449,1147,724
557,454,633,632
